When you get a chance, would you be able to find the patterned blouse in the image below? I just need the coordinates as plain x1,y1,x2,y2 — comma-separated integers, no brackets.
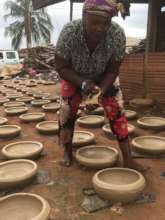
55,19,126,80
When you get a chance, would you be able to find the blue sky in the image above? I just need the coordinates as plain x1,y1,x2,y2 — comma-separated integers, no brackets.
0,0,148,49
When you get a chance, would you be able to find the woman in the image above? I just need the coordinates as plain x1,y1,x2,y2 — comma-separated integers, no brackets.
55,0,144,171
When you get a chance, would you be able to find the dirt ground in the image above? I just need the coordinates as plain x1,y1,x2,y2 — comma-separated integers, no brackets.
0,82,165,220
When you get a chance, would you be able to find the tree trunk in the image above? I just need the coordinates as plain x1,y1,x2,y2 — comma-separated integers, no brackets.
25,0,32,49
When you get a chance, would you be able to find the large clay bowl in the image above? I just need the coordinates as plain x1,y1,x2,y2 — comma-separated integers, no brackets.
137,117,165,130
6,94,23,100
36,121,59,134
2,141,43,159
0,98,9,105
33,93,45,99
42,80,55,85
129,98,154,108
31,99,51,107
85,106,104,115
42,95,59,102
0,159,37,189
0,125,21,138
132,136,165,155
72,131,95,147
0,193,50,220
93,168,146,203
16,96,34,103
102,123,135,136
76,145,119,168
27,83,37,87
5,106,28,115
19,113,45,123
42,103,60,112
0,117,8,125
77,115,105,128
124,109,137,120
3,101,25,108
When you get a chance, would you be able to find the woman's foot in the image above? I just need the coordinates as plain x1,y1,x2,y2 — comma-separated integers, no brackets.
59,148,73,167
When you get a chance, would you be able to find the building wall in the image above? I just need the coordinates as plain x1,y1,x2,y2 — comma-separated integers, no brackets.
120,52,165,104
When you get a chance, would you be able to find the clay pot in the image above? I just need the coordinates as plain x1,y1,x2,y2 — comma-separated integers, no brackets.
42,103,60,112
42,80,55,85
2,141,43,159
42,95,59,102
102,123,135,136
0,159,37,189
0,117,8,125
77,115,105,128
137,117,165,130
3,101,25,108
76,145,119,168
72,130,95,147
132,136,165,155
5,106,28,115
0,98,9,105
124,109,137,120
6,94,23,100
0,125,21,138
85,106,104,115
31,99,51,107
36,121,59,134
0,193,50,220
19,113,45,123
16,96,34,103
129,98,154,110
93,168,146,203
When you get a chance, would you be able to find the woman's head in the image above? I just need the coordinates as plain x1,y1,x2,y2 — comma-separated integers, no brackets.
83,0,123,43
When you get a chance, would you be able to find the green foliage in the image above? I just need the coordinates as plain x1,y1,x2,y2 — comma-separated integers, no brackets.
4,0,54,49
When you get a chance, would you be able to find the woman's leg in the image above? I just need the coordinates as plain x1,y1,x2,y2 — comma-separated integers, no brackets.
101,86,145,172
58,80,82,166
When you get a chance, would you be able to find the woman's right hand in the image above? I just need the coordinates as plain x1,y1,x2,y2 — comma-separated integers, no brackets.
81,80,98,96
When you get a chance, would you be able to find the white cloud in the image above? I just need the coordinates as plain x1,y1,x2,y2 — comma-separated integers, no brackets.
0,0,148,49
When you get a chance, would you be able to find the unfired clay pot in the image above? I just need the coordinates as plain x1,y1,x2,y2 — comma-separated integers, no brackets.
137,117,165,130
93,168,146,203
85,106,104,115
16,96,34,103
42,95,59,102
42,103,60,112
19,113,45,123
124,109,137,120
0,117,8,125
102,123,135,136
3,101,25,108
31,99,51,107
36,121,59,134
5,106,28,115
72,130,95,147
42,80,55,85
77,115,105,128
129,98,154,108
2,141,43,159
0,159,37,189
132,136,165,155
76,145,119,168
6,94,23,100
0,98,9,105
0,193,50,220
0,125,21,138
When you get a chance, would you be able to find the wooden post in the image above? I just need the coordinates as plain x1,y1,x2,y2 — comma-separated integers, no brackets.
70,0,73,21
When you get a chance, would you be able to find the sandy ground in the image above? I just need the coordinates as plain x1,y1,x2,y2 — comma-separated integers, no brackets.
0,82,165,220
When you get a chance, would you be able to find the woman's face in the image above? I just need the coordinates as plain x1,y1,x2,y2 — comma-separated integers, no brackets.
84,12,111,43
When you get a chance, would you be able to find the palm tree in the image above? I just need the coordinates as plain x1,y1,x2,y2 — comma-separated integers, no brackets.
4,0,53,49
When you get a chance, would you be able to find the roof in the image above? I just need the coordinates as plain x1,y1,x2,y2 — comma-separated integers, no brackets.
32,0,148,10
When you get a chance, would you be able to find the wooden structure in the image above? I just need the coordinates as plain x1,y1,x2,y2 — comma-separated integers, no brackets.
32,0,165,53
